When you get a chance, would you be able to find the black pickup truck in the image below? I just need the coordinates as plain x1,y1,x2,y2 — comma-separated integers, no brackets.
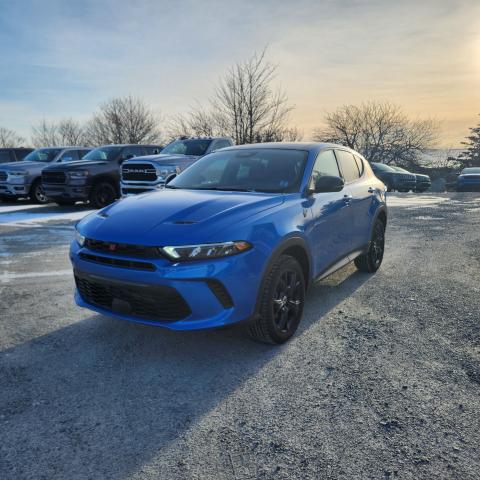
41,144,162,208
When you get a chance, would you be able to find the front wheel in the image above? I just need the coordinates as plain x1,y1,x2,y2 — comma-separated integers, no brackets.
89,182,117,209
30,179,49,204
247,255,305,344
354,219,385,273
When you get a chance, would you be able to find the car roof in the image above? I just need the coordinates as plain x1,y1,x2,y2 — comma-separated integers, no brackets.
219,142,351,155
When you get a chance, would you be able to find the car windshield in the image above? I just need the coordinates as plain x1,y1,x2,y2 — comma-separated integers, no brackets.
161,139,212,156
462,167,480,174
371,162,395,172
168,148,308,193
23,148,62,162
392,166,410,173
82,146,122,161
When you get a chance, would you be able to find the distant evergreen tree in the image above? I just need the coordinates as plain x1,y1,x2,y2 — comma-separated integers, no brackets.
458,115,480,167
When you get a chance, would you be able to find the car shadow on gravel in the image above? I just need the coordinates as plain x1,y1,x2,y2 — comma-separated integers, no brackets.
0,264,370,479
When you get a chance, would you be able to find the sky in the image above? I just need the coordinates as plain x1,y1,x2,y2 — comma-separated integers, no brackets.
0,0,479,147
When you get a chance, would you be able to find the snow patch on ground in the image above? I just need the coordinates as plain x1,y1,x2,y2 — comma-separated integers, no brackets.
386,194,448,207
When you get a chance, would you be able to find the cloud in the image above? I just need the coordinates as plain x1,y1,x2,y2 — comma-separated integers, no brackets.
0,0,478,145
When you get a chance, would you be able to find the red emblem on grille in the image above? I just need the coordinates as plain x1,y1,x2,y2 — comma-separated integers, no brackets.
109,243,117,251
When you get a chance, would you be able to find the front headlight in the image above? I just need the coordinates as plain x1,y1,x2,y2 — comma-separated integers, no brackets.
75,229,85,247
161,241,251,261
69,170,89,178
157,166,178,180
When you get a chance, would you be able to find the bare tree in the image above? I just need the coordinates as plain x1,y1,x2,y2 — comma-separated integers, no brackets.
31,119,88,147
213,50,295,144
313,101,438,168
31,119,60,147
167,104,222,139
85,96,163,145
0,127,26,147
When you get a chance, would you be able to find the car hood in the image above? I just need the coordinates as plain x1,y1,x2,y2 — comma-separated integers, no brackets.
78,189,283,245
43,160,108,171
0,161,49,172
125,154,199,165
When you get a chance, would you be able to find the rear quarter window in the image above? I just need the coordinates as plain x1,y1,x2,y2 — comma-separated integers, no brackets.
336,150,360,183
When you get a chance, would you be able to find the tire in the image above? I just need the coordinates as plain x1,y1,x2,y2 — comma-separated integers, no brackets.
89,182,117,209
247,255,305,345
30,179,49,204
354,218,386,273
53,198,76,206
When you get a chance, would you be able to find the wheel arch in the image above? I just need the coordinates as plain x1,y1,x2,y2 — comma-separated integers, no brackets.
252,236,312,320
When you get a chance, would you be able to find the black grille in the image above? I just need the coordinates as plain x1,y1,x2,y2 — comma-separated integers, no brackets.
75,272,191,321
122,163,157,182
79,252,155,271
85,238,162,258
0,171,7,181
207,279,234,308
42,171,66,184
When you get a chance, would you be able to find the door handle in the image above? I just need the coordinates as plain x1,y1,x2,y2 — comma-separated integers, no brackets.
368,187,375,193
343,194,353,203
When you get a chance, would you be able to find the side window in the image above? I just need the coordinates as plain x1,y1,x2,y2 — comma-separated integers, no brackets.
0,150,12,163
354,155,364,176
211,140,231,152
77,149,89,159
145,146,161,155
15,149,30,161
121,146,144,160
336,150,360,183
312,150,340,179
59,150,79,162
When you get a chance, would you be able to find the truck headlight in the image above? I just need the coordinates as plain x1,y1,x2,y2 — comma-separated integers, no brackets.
75,229,86,247
161,241,251,261
69,170,89,178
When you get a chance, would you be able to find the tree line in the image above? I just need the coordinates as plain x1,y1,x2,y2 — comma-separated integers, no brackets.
1,49,477,169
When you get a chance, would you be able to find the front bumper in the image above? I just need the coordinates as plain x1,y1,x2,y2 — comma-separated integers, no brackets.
120,181,165,196
457,180,480,192
70,241,263,330
0,182,31,197
44,183,91,201
394,180,416,191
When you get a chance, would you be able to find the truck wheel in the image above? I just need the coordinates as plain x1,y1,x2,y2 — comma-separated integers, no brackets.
30,179,49,204
354,218,385,273
247,255,305,345
89,182,116,209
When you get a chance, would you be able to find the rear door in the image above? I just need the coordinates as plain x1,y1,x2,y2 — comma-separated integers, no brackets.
335,150,373,252
307,149,353,277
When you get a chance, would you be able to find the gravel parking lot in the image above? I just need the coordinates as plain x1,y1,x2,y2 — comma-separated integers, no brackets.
0,193,479,479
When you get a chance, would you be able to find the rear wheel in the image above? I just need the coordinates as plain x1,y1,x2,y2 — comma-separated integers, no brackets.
247,255,305,344
354,219,385,273
30,179,49,204
89,182,116,209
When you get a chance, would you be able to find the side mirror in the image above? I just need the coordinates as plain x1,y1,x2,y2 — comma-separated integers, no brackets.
310,175,344,194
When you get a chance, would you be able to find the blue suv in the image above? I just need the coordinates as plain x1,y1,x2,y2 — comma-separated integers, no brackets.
71,143,387,344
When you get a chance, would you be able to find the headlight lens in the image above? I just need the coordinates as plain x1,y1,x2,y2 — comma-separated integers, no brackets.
69,170,89,178
75,229,85,247
161,241,251,261
157,166,178,180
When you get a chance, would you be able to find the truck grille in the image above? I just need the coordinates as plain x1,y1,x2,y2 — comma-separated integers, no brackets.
0,171,7,182
75,273,191,321
42,171,66,184
397,174,416,183
122,163,157,182
79,252,156,271
85,238,162,258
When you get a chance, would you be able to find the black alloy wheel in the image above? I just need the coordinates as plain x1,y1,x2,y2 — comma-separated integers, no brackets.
354,219,385,273
89,182,116,209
